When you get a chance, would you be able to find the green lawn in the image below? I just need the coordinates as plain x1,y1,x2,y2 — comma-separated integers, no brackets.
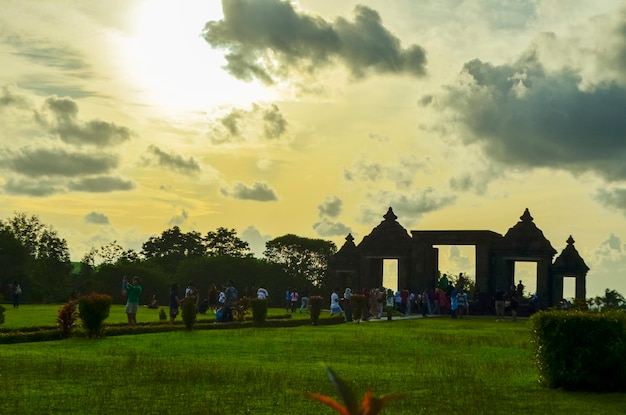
1,305,625,414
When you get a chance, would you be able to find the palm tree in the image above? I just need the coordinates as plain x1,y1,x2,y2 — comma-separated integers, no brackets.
593,288,626,311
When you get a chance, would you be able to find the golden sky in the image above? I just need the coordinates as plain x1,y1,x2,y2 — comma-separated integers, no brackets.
1,0,626,297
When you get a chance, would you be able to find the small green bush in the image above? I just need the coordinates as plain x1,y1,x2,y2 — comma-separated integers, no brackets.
250,298,268,326
0,293,4,325
309,296,323,325
78,293,112,339
181,296,197,330
56,301,78,339
531,310,626,391
159,308,167,322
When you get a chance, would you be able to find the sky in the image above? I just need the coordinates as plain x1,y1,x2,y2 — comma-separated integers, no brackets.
1,0,626,298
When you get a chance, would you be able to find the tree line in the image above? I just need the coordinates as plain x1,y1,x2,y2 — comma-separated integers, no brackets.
0,213,337,306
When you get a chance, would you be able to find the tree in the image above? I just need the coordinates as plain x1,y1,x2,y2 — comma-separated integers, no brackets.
204,227,252,257
0,213,72,303
141,226,204,273
263,234,337,287
593,288,626,311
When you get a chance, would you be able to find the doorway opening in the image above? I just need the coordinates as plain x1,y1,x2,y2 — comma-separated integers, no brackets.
513,261,537,296
383,259,398,292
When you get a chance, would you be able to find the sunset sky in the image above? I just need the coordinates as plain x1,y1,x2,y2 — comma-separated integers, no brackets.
1,0,625,297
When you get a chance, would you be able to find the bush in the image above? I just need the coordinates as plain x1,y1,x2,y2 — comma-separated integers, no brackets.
56,301,78,339
309,296,323,325
531,310,626,391
351,294,367,321
159,308,167,322
181,296,197,330
0,293,4,325
78,293,112,339
234,297,251,322
250,298,268,326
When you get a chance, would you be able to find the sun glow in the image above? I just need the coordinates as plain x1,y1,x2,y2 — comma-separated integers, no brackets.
122,0,274,113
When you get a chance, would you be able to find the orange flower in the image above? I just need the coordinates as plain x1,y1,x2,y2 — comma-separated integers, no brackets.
305,367,402,415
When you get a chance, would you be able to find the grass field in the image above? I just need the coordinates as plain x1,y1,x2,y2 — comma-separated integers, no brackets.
1,305,625,414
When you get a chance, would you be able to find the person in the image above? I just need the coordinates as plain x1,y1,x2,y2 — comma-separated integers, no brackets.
510,292,519,322
421,289,430,316
169,283,180,326
147,294,159,308
494,288,506,322
516,280,525,298
12,282,22,308
257,285,269,300
185,281,199,312
300,287,309,313
121,276,127,300
125,276,142,326
343,287,353,321
450,288,458,318
208,284,218,311
223,280,238,322
376,287,385,319
457,290,469,318
285,287,292,312
330,288,343,316
290,288,299,313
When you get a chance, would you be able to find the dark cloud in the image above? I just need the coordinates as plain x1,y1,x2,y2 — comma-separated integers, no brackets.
263,104,287,139
36,96,133,147
313,217,352,237
317,195,342,218
343,158,383,182
146,145,201,175
168,209,189,226
3,177,63,197
202,0,427,84
68,176,134,192
442,52,626,181
84,211,110,225
4,147,118,177
6,35,92,74
595,187,626,217
209,103,288,144
220,181,278,201
360,187,456,225
0,85,29,109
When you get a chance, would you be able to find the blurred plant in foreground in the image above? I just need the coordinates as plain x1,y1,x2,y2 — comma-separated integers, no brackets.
305,366,402,415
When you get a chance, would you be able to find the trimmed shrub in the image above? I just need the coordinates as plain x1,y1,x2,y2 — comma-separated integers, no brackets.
181,296,197,330
309,296,323,325
56,301,78,339
531,310,626,391
78,293,112,339
350,294,367,321
0,293,4,325
250,298,268,326
234,297,251,322
159,308,167,322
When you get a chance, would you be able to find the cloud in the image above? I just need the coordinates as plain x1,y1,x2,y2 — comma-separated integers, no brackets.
595,187,626,217
343,158,383,182
3,177,64,197
313,217,352,237
360,187,456,226
241,225,272,258
447,245,472,272
202,0,427,85
318,195,342,218
3,147,119,177
441,49,626,181
208,103,289,144
168,209,189,226
386,154,424,189
35,95,133,147
145,145,201,175
263,104,287,139
6,34,92,74
68,176,135,192
220,180,278,201
0,84,29,109
84,211,110,225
